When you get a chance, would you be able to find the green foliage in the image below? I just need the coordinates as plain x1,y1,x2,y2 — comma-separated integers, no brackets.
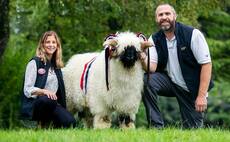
208,39,230,81
199,11,230,40
0,34,36,128
47,0,156,60
136,103,148,128
205,81,230,128
9,0,49,38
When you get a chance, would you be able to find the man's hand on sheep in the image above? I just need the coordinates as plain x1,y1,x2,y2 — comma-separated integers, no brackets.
139,41,153,63
139,52,147,61
140,41,153,51
139,41,157,72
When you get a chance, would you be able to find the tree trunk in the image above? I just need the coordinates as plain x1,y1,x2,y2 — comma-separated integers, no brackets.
0,0,9,59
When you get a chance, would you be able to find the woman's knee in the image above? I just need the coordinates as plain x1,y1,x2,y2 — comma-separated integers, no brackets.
35,96,56,106
33,96,57,114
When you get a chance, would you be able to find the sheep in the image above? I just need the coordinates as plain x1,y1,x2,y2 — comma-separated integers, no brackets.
62,31,152,129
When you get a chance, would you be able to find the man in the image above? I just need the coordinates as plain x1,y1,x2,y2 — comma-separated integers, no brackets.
140,4,214,128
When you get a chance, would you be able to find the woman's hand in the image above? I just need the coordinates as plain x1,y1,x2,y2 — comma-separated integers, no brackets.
43,89,57,100
32,89,57,100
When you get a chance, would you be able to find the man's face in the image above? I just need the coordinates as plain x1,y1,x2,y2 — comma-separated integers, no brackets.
155,5,176,32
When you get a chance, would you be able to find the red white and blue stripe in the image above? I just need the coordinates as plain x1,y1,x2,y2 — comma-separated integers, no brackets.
80,57,96,94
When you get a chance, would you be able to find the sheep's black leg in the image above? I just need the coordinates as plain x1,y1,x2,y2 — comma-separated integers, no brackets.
78,107,93,128
118,114,135,128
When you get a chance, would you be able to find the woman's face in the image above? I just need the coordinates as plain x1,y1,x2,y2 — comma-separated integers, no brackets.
44,35,57,56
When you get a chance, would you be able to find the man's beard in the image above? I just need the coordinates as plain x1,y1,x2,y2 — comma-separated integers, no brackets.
158,19,175,32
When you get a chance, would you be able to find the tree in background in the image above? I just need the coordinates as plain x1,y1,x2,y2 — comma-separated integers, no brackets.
0,0,9,59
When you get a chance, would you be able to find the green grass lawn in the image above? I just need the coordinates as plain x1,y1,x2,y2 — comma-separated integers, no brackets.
0,128,230,142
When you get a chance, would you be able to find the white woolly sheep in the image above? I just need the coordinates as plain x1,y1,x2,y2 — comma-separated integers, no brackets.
62,32,151,129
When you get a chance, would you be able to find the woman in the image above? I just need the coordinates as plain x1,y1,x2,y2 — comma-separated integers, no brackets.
20,31,76,128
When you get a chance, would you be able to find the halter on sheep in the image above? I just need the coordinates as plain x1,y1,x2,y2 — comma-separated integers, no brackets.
63,31,152,129
104,32,151,91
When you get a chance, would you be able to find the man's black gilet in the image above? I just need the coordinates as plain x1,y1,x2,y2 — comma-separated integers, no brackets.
152,22,214,96
20,57,66,120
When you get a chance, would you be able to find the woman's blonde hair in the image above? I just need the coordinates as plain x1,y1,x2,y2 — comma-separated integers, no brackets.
36,31,64,68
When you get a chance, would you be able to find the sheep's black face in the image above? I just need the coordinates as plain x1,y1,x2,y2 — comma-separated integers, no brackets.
120,46,138,68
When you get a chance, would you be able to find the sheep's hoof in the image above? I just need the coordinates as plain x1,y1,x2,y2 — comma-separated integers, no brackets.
120,122,135,129
93,116,111,129
118,114,135,129
94,122,111,129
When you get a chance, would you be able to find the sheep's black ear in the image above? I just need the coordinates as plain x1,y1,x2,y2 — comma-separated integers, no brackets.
136,32,147,41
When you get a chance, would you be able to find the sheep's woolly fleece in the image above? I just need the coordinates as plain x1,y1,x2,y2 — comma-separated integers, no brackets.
62,31,146,128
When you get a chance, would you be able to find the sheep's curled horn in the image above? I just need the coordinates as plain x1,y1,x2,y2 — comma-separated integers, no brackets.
136,33,151,84
136,32,147,41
